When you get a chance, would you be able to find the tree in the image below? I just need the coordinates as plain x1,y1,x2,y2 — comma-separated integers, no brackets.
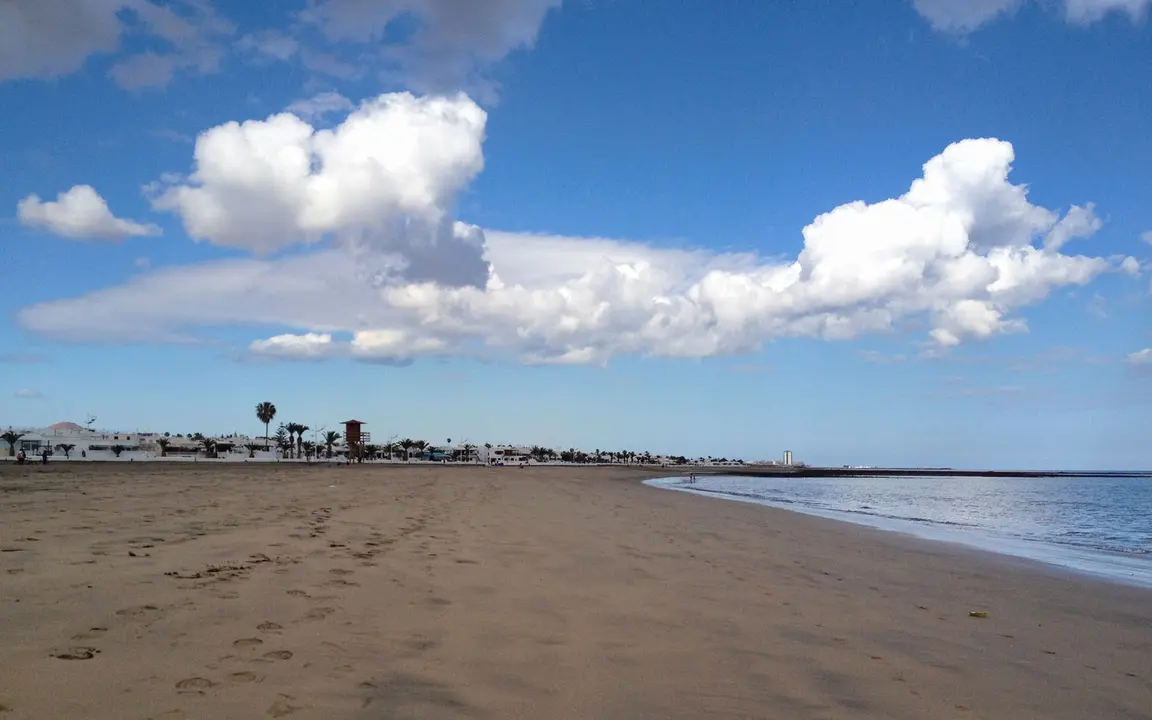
255,402,277,450
283,423,298,459
198,437,217,458
244,443,261,459
322,430,341,459
156,438,170,457
2,431,25,457
110,444,127,457
55,443,76,459
364,444,379,461
400,438,414,462
412,439,427,461
273,426,290,457
295,424,309,459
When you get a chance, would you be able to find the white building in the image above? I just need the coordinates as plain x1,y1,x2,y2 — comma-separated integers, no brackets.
476,444,532,464
2,422,276,461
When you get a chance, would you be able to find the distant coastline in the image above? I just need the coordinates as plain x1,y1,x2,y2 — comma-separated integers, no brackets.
710,466,1152,479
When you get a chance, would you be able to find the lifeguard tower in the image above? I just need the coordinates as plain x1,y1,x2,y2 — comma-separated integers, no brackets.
342,419,369,463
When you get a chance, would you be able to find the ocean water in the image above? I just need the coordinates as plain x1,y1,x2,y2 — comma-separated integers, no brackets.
644,474,1152,589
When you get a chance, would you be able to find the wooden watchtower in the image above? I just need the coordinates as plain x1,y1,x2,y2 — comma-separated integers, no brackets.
342,419,369,463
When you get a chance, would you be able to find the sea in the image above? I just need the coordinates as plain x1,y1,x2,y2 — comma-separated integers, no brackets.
644,474,1152,589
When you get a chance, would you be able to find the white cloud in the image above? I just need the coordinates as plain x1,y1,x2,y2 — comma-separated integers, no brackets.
1120,256,1141,276
912,0,1023,32
17,185,162,241
238,30,299,61
912,0,1151,31
1127,348,1152,365
1141,230,1152,245
250,332,335,360
301,0,561,100
14,388,43,400
0,0,233,88
149,92,489,289
17,130,1120,365
285,91,354,121
1043,203,1102,251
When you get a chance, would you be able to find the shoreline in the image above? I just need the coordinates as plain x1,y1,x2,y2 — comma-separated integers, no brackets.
644,476,1152,591
2,463,1148,718
718,466,1152,479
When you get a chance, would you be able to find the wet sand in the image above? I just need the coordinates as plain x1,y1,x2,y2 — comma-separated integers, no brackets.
0,462,1149,719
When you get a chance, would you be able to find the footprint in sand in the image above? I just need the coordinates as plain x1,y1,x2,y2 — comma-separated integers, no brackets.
302,607,335,621
329,568,354,576
228,671,262,684
263,650,293,661
71,627,108,641
233,638,263,648
267,694,306,717
53,647,100,660
257,622,283,633
116,604,159,617
175,677,214,693
286,590,309,597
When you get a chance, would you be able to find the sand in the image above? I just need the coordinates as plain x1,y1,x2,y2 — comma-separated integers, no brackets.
0,462,1149,720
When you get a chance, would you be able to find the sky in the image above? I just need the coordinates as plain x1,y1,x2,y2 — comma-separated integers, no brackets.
2,0,1151,470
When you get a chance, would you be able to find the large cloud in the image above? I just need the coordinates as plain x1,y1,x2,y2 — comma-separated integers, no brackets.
17,123,1122,365
17,185,162,241
913,0,1151,31
150,92,489,286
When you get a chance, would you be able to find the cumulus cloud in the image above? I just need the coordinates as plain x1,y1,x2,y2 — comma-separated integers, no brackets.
1128,348,1152,365
13,388,44,400
17,185,162,241
912,0,1151,31
149,92,489,288
300,0,561,100
0,0,233,88
17,130,1120,366
1120,256,1141,276
249,332,335,360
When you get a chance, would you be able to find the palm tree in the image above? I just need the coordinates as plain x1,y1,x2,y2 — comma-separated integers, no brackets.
244,442,261,459
283,423,297,458
55,443,76,459
198,437,217,458
156,438,170,457
2,430,25,457
110,444,127,457
322,430,341,459
301,441,315,460
296,424,309,459
412,439,427,461
462,443,476,463
400,438,414,462
255,402,277,450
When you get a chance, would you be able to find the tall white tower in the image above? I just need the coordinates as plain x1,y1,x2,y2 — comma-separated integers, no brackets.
783,450,793,466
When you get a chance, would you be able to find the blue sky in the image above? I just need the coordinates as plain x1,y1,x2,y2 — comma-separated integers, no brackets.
2,0,1150,469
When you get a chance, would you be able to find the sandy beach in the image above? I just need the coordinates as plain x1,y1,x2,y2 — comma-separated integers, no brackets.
1,463,1149,719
